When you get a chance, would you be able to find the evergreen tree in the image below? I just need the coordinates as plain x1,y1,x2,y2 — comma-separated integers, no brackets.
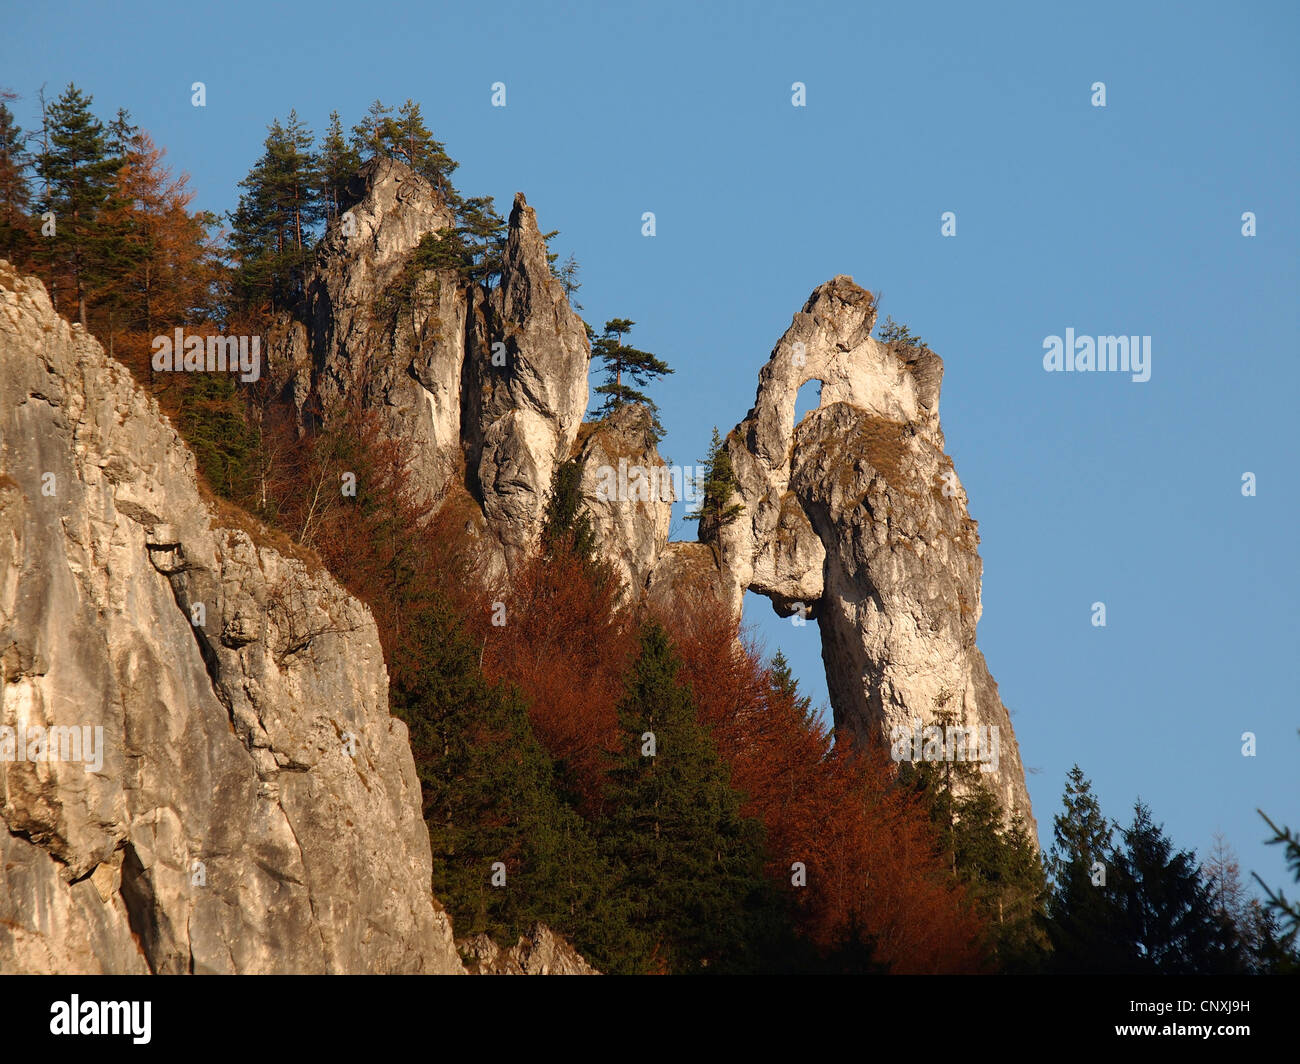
390,599,634,965
176,371,259,500
230,111,322,309
454,194,506,282
591,318,672,439
541,455,598,562
0,97,35,266
1109,800,1243,974
898,741,1048,971
1043,764,1129,972
391,99,459,203
92,108,147,349
34,83,119,325
319,110,360,222
688,426,744,541
877,314,929,352
554,251,581,309
598,623,781,973
349,99,396,158
768,650,813,723
350,99,460,206
1252,792,1300,971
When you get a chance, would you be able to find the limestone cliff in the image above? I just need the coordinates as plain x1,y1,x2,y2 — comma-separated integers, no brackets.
0,157,1035,979
259,160,1033,827
0,262,463,974
265,159,590,580
706,278,1033,826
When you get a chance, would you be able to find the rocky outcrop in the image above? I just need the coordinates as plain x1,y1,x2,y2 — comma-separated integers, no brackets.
235,158,1034,828
466,193,591,570
707,277,1033,826
458,923,597,975
575,404,674,597
265,161,590,578
0,262,464,974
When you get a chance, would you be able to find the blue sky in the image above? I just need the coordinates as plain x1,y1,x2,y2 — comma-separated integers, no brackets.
5,0,1296,891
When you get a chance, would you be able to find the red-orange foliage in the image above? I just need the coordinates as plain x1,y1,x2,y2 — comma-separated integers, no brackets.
477,547,636,814
661,592,988,973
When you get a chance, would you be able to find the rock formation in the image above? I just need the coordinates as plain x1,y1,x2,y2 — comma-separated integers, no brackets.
458,923,597,975
0,261,463,974
707,277,1033,826
265,159,590,580
263,160,1032,827
0,152,1035,973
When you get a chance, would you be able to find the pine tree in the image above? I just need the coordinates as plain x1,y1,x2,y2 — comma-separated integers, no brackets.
688,426,744,544
1108,800,1243,974
598,623,780,973
554,252,581,309
349,99,396,159
390,598,634,966
591,318,672,439
541,455,598,562
34,83,119,325
350,99,460,206
230,112,322,309
391,99,459,203
319,110,360,222
0,97,34,266
454,194,506,282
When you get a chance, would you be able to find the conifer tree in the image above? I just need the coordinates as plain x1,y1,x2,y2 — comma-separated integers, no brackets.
34,84,119,325
598,623,780,973
1042,764,1129,972
92,108,147,348
0,97,35,266
1108,801,1243,973
390,598,633,963
319,110,360,222
541,455,598,562
230,112,322,309
688,426,744,540
591,318,672,440
349,99,396,158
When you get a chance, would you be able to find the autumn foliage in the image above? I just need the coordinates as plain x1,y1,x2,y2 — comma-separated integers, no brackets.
477,546,637,813
659,591,988,973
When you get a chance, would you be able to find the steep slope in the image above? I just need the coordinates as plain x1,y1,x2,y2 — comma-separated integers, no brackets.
0,261,463,974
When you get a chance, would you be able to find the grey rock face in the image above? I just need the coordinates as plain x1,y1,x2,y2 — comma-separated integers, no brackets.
0,262,463,974
265,162,590,578
458,923,597,975
709,277,1033,827
466,193,592,570
576,404,673,599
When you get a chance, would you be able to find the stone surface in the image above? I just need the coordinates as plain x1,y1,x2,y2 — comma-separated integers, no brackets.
0,261,464,974
458,924,597,975
576,404,673,600
707,277,1033,827
265,163,590,579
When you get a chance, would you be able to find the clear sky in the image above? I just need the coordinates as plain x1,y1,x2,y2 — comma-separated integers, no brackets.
5,0,1296,892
